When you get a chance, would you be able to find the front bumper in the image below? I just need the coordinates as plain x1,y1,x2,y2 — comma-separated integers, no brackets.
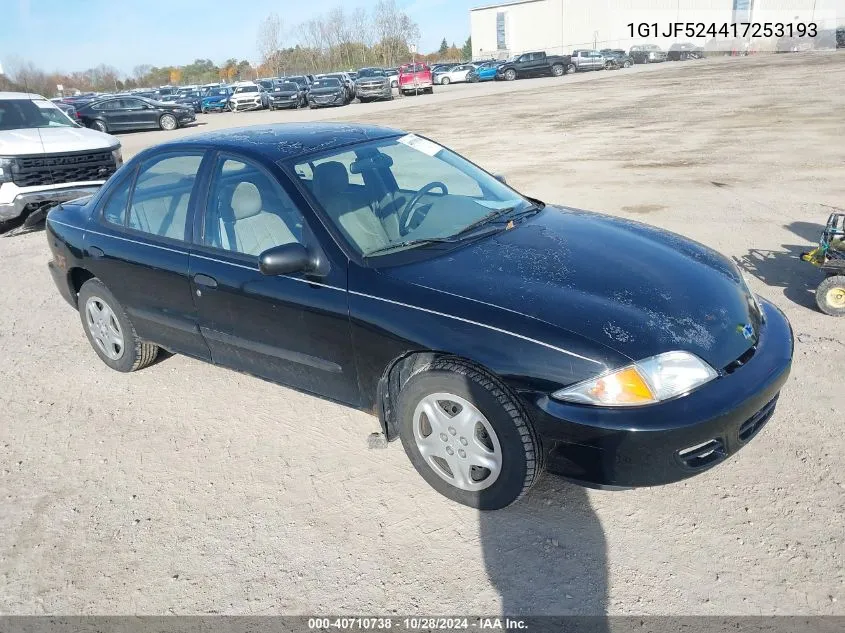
271,97,299,108
309,96,344,107
356,85,392,99
231,101,263,112
522,298,793,488
0,184,102,222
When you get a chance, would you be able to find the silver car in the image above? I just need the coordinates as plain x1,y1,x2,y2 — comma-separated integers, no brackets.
355,68,393,102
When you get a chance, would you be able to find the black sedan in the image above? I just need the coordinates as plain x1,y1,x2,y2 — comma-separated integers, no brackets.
76,96,196,133
269,81,306,110
307,78,348,108
45,123,793,510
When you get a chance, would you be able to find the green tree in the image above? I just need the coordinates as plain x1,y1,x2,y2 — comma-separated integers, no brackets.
461,36,472,60
438,38,448,54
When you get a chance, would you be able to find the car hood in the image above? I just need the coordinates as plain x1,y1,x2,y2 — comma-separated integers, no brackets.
382,206,762,370
203,95,229,102
271,90,299,97
0,126,119,156
231,93,261,100
357,78,387,85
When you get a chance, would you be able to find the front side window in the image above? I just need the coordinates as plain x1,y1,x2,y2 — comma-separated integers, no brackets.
203,157,305,257
292,135,533,257
125,154,204,241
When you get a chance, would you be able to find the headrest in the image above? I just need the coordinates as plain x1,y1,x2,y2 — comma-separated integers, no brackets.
230,182,262,220
312,161,349,196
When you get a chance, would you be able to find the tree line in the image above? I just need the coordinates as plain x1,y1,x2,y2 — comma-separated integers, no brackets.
0,0,473,97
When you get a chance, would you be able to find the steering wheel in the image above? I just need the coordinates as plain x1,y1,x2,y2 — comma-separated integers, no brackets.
398,181,448,235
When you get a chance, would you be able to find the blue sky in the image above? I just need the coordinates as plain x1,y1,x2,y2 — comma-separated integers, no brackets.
2,0,478,75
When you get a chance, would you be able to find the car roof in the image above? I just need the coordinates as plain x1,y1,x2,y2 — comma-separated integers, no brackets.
0,92,48,100
154,123,404,162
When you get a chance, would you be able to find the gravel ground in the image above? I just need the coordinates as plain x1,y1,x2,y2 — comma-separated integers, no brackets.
1,52,843,616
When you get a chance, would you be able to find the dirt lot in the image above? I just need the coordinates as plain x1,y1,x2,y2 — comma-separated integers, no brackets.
1,53,844,616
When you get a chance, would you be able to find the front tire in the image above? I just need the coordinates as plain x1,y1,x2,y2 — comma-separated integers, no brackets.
623,60,632,68
503,69,517,81
816,275,845,316
159,113,178,131
441,76,450,85
398,359,542,510
551,63,564,76
78,279,159,372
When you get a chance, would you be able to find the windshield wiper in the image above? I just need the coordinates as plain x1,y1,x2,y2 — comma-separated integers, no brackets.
453,204,540,239
364,237,457,257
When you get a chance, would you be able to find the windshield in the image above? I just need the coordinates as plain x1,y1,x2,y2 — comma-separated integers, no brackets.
207,88,229,96
357,68,385,78
312,78,341,88
0,98,76,130
279,82,298,91
292,135,534,257
234,86,258,94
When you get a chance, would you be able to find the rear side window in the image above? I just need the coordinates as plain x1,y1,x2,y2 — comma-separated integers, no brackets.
101,170,135,226
125,154,204,241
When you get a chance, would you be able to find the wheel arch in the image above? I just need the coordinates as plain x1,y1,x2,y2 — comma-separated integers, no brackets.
375,350,512,442
67,267,95,309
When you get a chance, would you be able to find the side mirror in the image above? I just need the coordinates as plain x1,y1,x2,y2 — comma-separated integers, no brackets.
493,173,507,185
259,243,313,276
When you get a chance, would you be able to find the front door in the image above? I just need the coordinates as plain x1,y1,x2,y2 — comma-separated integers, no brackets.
85,151,211,361
188,153,359,405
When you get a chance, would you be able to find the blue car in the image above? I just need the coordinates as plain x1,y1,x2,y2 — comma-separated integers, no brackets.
474,62,502,81
201,87,233,113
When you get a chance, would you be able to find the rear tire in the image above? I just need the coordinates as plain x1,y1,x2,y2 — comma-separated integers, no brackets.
623,60,632,68
816,275,845,316
91,119,108,133
159,113,178,131
78,279,159,372
397,358,542,510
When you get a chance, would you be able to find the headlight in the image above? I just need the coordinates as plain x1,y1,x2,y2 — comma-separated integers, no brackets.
290,94,297,99
0,156,14,184
111,147,123,167
552,351,717,406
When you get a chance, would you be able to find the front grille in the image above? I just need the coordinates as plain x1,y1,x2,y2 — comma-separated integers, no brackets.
12,151,115,188
739,395,778,443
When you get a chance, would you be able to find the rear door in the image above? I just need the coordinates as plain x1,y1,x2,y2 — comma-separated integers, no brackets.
188,153,359,405
85,151,211,360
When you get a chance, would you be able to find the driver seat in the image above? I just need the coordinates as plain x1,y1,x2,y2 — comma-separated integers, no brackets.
311,161,391,254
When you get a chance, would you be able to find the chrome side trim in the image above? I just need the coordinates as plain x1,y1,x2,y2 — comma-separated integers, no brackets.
349,290,601,364
190,253,344,291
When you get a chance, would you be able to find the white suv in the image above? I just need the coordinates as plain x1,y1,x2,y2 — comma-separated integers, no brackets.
0,92,122,228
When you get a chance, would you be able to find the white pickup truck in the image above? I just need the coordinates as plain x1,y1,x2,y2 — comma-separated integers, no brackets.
0,92,122,229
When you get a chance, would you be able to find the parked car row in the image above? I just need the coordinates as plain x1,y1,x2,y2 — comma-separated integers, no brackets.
49,43,709,137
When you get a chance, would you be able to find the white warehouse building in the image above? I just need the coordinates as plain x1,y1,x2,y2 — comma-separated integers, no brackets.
470,0,842,60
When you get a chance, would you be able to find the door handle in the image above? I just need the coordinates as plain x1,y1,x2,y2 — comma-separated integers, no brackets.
89,246,105,259
193,274,217,288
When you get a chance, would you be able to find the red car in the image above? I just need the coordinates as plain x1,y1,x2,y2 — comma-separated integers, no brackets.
398,63,433,96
